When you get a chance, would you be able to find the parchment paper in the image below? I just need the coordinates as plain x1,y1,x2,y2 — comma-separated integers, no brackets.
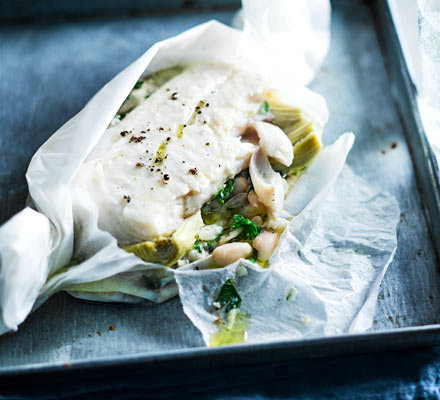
0,0,399,345
176,163,399,345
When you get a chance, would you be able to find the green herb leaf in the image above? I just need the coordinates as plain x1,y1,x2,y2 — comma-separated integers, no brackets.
231,214,261,240
134,81,144,90
258,100,270,115
193,240,202,253
114,114,122,120
145,93,151,99
194,236,222,254
249,249,258,263
216,279,241,313
204,239,218,253
217,179,235,205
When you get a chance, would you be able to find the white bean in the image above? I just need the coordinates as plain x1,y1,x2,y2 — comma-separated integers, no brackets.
252,230,280,261
218,228,242,245
251,216,263,226
212,242,253,267
198,224,223,241
242,202,265,219
266,217,288,231
247,190,259,207
231,177,249,196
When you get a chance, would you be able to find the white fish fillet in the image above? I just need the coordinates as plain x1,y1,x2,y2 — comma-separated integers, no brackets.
72,64,267,244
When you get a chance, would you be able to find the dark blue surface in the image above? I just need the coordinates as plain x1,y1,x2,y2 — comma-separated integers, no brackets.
1,348,440,398
0,0,241,22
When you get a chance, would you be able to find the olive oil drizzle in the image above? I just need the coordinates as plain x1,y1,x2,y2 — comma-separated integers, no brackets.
209,311,250,347
153,140,169,166
175,100,206,140
176,124,185,140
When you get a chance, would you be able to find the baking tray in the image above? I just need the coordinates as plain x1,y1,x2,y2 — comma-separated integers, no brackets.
1,0,440,384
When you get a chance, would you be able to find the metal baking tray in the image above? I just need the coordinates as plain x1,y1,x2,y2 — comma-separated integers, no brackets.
1,0,440,384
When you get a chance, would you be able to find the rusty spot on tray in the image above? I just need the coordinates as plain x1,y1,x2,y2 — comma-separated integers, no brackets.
429,293,434,304
109,325,116,331
96,330,102,336
381,142,398,154
387,316,394,323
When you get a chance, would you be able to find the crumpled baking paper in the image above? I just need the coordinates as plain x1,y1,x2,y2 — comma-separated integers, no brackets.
0,0,399,345
176,163,400,345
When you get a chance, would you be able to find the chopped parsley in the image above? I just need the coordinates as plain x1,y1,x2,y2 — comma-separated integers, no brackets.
216,279,241,313
249,249,258,263
258,100,270,115
134,81,144,90
231,214,261,240
217,179,235,205
193,238,220,253
193,240,202,253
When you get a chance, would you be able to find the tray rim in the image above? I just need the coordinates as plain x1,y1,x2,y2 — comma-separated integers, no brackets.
2,0,440,379
1,323,440,379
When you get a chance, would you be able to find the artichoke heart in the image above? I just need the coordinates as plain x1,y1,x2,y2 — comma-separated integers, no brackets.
285,120,315,145
123,212,203,266
267,92,323,175
267,93,302,131
291,133,323,170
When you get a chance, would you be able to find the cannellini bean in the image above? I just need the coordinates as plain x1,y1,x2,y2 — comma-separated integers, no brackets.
198,224,223,241
231,176,249,196
218,228,242,245
266,217,288,231
251,216,263,226
212,242,253,267
252,230,281,261
247,190,259,207
242,203,266,219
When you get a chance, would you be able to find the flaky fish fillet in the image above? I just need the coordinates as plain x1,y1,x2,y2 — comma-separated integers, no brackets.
72,64,267,244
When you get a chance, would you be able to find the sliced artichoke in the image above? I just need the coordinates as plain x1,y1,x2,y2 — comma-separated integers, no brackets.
285,120,315,145
266,94,302,131
66,270,178,303
265,92,323,178
123,212,203,267
291,133,322,170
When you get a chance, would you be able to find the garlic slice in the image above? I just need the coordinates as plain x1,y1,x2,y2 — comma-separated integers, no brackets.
249,148,285,218
252,121,293,166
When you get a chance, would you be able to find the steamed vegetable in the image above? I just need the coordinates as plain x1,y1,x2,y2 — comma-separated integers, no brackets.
215,278,241,312
123,212,203,266
230,214,260,240
217,179,235,205
291,133,323,169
